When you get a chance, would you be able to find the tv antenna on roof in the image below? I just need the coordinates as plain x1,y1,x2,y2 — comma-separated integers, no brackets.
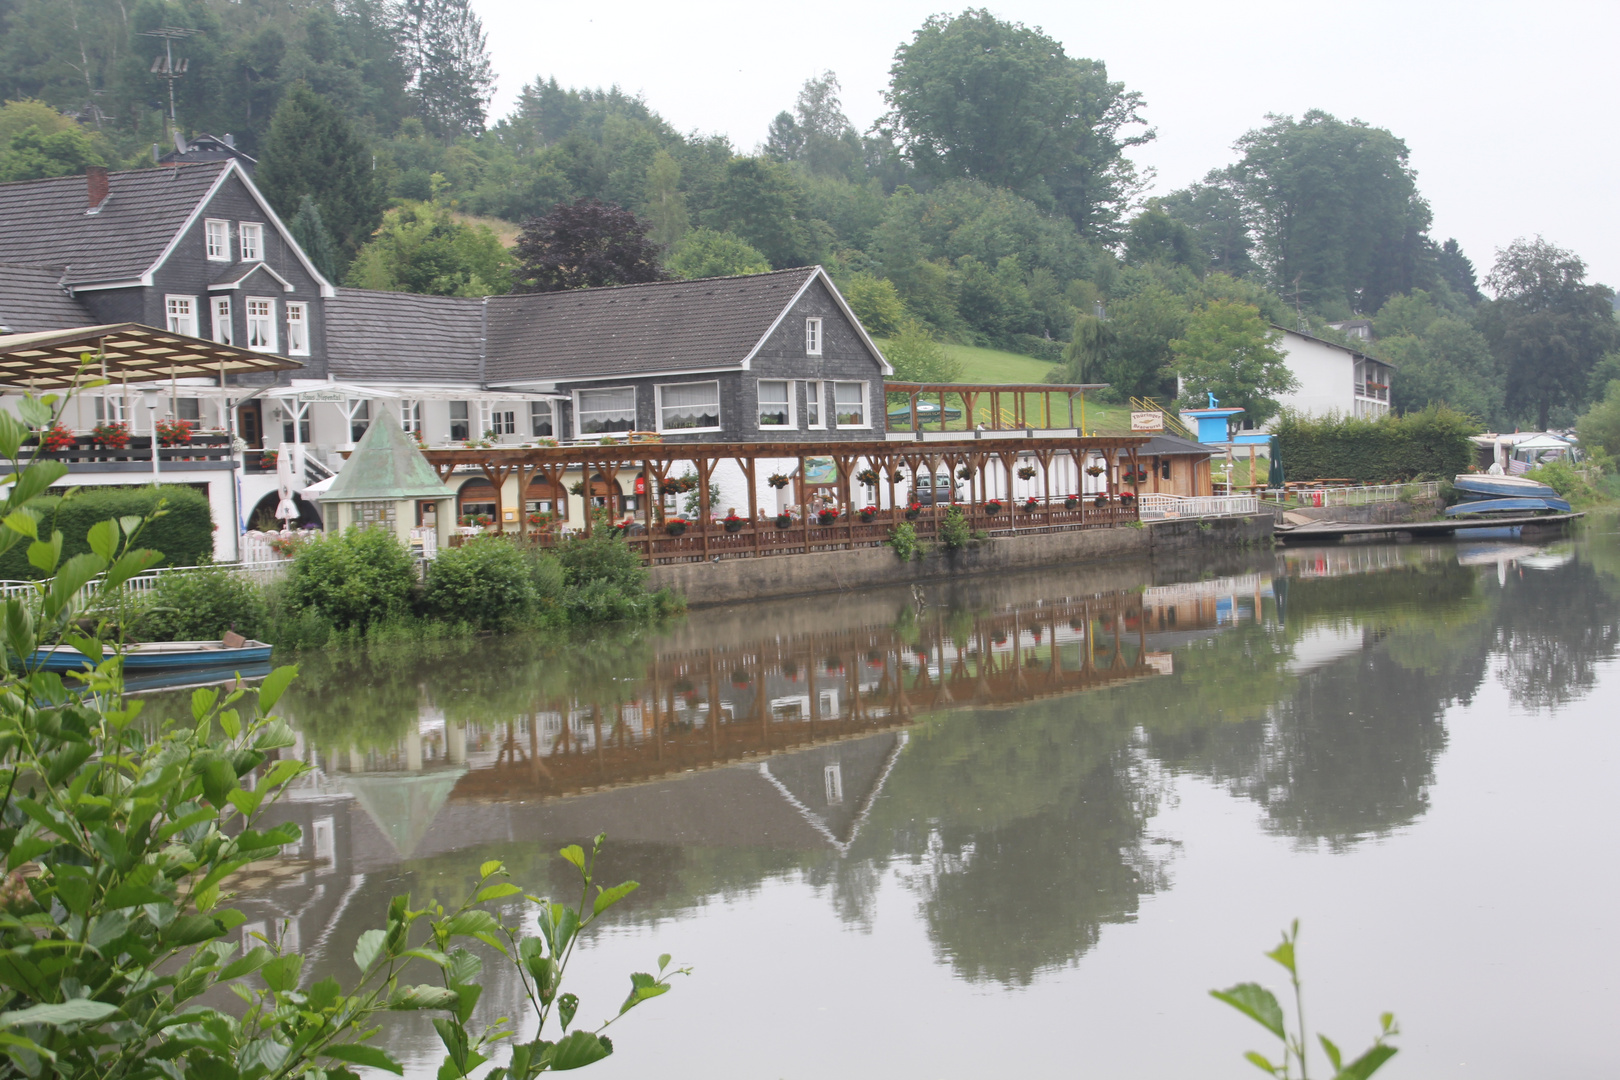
139,26,198,142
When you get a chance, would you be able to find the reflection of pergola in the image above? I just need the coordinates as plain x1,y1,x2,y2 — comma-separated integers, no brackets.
0,322,300,389
447,590,1157,805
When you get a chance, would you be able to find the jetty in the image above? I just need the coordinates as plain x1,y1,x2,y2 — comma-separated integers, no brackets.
1275,511,1584,544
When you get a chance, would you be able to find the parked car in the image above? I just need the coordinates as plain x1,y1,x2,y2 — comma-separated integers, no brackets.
911,471,963,506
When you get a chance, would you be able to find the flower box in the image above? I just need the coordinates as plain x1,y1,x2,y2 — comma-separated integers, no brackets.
1064,496,1079,510
39,424,76,452
1022,497,1040,512
858,506,878,522
723,514,745,533
91,421,130,449
665,519,688,536
775,512,793,529
155,419,192,447
904,501,922,520
816,508,839,526
983,500,1002,515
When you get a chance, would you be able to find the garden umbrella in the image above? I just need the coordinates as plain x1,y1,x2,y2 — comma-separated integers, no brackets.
275,449,298,529
1267,436,1284,489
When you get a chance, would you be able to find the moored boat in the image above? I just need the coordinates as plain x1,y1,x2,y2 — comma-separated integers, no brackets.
26,639,274,673
1453,473,1559,501
1444,496,1572,517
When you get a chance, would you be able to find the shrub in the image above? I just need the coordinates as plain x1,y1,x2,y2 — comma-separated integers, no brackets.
285,526,417,630
888,521,921,561
134,563,269,641
556,518,649,595
422,535,537,630
1272,405,1477,483
0,484,212,579
939,506,971,550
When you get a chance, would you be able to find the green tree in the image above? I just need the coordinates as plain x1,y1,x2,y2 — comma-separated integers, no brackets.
708,156,813,268
398,0,494,137
841,272,909,336
1124,204,1206,272
1098,279,1189,400
1229,111,1433,316
0,122,103,181
1576,378,1620,458
1436,237,1483,304
256,83,385,266
882,318,961,383
764,71,863,180
1158,172,1256,278
1479,236,1620,429
884,9,1152,239
665,227,769,279
1171,300,1297,430
1055,312,1114,383
642,148,688,248
345,200,515,295
287,194,341,283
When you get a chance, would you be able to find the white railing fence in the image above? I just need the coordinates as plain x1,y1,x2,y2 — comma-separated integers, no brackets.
1138,493,1261,520
1267,481,1441,508
0,560,290,610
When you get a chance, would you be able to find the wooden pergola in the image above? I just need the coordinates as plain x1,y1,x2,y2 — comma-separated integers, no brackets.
0,322,301,390
884,381,1110,433
422,434,1153,563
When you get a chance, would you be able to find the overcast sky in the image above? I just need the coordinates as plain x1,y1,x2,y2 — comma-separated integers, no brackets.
476,0,1619,291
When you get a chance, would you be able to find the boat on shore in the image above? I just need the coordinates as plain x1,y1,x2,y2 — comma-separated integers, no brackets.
1445,496,1573,517
1453,473,1560,501
26,638,274,674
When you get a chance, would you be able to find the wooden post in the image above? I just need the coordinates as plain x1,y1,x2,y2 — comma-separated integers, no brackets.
697,456,711,561
743,456,759,558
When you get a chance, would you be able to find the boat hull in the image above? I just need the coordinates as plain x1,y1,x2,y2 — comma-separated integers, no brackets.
27,640,275,673
1444,497,1571,517
1453,474,1558,500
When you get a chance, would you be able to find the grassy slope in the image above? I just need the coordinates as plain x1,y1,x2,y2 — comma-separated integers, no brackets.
893,340,1133,434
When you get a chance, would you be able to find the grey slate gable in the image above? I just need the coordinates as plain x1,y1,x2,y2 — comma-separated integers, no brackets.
0,266,94,333
0,163,229,285
324,288,484,382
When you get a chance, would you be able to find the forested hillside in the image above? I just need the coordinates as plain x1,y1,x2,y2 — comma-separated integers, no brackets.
2,1,1615,431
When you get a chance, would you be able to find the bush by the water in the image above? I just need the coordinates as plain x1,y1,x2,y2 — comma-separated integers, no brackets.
422,535,538,630
284,525,418,631
0,484,212,579
134,563,268,641
1273,405,1477,483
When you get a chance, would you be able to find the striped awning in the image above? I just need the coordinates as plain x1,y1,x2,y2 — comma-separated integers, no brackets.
0,322,301,389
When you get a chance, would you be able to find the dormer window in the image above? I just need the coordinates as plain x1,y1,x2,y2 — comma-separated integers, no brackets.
805,317,823,356
239,222,263,261
205,219,229,261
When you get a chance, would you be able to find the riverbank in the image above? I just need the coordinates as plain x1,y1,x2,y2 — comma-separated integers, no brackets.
652,514,1273,607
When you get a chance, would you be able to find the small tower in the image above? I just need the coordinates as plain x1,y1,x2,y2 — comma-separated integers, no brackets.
315,408,455,553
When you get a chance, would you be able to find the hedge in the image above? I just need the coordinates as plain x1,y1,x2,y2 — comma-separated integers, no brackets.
1272,406,1478,483
0,484,214,580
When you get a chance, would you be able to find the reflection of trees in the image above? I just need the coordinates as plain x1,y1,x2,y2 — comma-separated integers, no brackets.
1493,553,1620,710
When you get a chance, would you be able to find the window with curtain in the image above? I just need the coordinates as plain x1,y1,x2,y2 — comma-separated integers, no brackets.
758,380,792,427
805,380,822,427
577,388,636,434
834,381,866,427
659,381,720,431
246,298,276,351
530,400,553,437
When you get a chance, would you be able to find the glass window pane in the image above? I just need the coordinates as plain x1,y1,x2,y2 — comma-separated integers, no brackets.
834,382,864,426
579,388,636,433
530,401,553,437
758,380,791,427
661,382,720,430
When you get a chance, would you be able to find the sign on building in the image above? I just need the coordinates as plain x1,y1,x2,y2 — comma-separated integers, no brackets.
1130,411,1165,432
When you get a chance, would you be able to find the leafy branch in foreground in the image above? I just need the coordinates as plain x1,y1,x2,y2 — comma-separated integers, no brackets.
1212,921,1398,1080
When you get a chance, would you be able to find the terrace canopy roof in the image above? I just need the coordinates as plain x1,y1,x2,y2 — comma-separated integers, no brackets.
0,322,301,390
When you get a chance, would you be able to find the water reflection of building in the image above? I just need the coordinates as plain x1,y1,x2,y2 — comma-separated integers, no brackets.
1140,572,1274,647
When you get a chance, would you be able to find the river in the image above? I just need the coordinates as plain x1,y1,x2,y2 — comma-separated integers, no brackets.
226,522,1620,1078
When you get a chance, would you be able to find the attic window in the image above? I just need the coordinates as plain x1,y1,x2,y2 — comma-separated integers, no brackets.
805,317,823,356
239,222,263,261
205,219,228,261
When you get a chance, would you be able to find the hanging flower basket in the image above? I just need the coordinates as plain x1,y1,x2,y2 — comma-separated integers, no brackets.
91,421,129,449
723,512,746,533
816,507,839,526
569,480,586,496
1064,495,1079,510
904,501,922,520
1022,496,1040,512
1017,465,1037,480
1119,492,1137,507
983,499,1003,515
775,512,792,529
858,506,878,522
1094,495,1109,508
957,466,972,481
156,419,192,447
259,450,279,470
39,424,76,452
1086,465,1106,477
767,472,790,489
855,467,879,486
664,518,688,536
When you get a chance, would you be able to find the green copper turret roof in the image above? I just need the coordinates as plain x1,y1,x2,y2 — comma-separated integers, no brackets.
316,407,453,502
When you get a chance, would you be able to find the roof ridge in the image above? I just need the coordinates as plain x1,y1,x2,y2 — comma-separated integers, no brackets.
493,265,818,302
0,161,227,191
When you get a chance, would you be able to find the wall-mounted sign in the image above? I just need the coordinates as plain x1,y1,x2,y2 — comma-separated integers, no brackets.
803,457,837,486
1130,411,1165,432
297,390,348,403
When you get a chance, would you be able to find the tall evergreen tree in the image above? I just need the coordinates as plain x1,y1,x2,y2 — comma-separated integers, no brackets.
1436,238,1483,304
398,0,495,138
287,194,341,284
257,83,385,269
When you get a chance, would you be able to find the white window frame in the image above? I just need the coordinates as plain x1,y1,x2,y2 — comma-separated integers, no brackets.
530,400,554,438
400,399,422,437
239,221,263,262
285,301,309,356
574,386,637,437
805,317,823,357
245,296,277,352
449,400,470,442
833,380,869,429
757,379,795,430
165,295,198,337
210,296,232,345
205,218,229,261
804,379,824,429
655,380,722,434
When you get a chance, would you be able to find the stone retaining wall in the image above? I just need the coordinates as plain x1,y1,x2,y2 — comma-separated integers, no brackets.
651,514,1274,607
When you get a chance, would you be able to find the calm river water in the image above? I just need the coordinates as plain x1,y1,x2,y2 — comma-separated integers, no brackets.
229,522,1620,1079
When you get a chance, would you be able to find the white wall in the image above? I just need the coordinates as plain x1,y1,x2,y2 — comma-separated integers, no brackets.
1269,333,1356,426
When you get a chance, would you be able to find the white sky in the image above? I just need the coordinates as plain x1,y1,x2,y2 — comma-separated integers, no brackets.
476,0,1620,290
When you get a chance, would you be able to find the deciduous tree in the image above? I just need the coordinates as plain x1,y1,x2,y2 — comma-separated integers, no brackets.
513,197,667,292
1171,300,1297,430
345,200,515,296
665,228,769,280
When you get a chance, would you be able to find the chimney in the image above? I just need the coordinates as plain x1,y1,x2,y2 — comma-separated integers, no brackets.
86,166,109,210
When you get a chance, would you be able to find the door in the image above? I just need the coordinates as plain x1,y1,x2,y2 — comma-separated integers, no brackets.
238,402,263,448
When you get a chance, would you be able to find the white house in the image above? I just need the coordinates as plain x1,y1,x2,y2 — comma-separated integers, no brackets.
1264,326,1393,427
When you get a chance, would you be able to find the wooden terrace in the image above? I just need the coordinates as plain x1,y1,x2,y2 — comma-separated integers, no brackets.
421,434,1155,564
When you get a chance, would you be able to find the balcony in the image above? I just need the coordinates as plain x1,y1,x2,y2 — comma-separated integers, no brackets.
28,432,236,472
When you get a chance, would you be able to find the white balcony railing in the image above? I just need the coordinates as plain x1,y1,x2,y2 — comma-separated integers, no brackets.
1138,493,1260,519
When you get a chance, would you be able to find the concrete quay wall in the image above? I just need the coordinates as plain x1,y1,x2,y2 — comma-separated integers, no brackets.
1280,497,1445,526
651,514,1274,608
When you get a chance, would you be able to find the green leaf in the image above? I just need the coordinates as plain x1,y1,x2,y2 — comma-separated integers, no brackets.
546,1030,612,1071
86,519,118,561
0,999,119,1027
1320,1035,1343,1072
260,954,304,993
191,687,220,724
163,914,226,946
619,972,669,1015
1334,1044,1398,1080
1244,1050,1280,1075
26,533,62,576
220,946,274,981
323,1044,403,1075
199,757,236,808
226,788,265,818
1266,939,1296,977
443,910,497,937
1211,984,1285,1040
6,836,52,871
257,665,299,714
557,992,577,1031
592,880,638,917
16,397,50,428
479,859,503,879
353,928,386,973
2,512,37,541
388,984,460,1010
475,883,522,903
558,844,585,873
103,882,169,909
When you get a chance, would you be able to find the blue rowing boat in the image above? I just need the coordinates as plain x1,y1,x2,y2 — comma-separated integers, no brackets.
1444,496,1572,517
1453,474,1559,501
26,639,275,673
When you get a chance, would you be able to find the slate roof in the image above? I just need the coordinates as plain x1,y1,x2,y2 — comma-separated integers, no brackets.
324,288,485,382
483,266,820,385
210,261,291,291
0,163,229,285
318,407,453,502
1138,433,1215,456
0,265,93,333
